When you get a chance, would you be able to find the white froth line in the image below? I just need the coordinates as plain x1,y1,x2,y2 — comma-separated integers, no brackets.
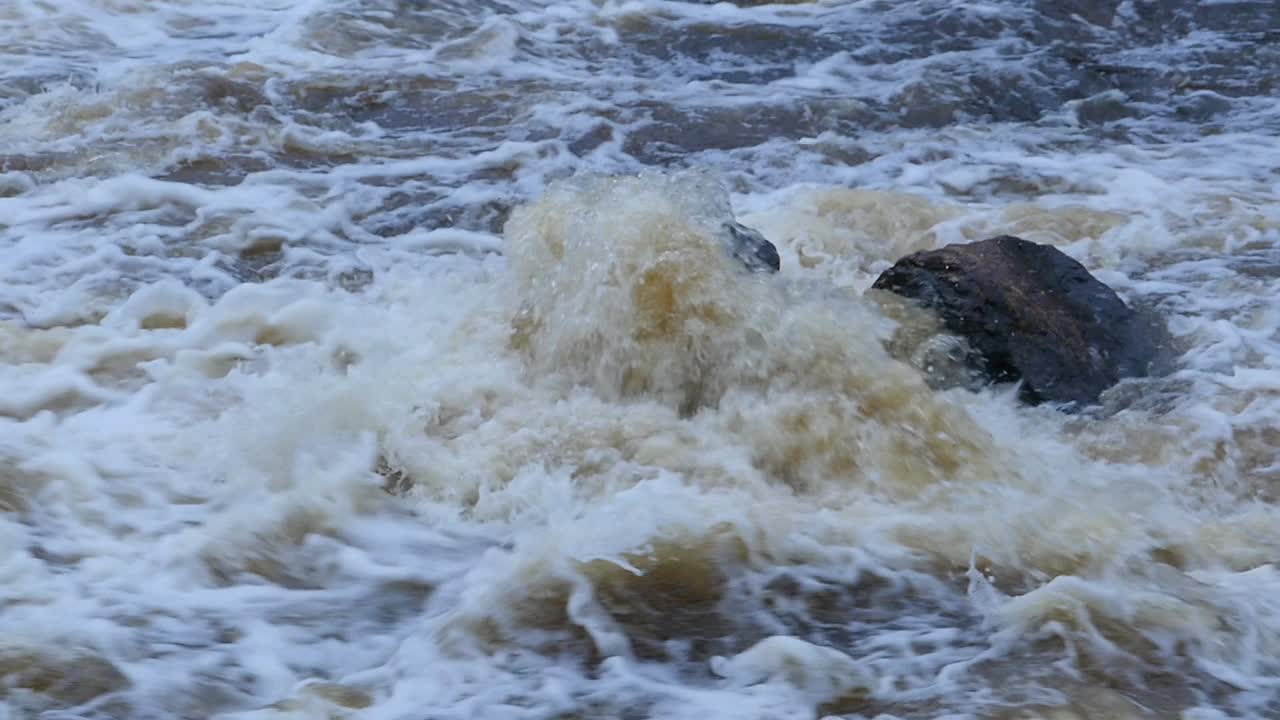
0,175,216,226
387,228,504,256
0,365,122,417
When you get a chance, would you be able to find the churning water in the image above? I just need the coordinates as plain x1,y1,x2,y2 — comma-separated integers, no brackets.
2,1,1279,718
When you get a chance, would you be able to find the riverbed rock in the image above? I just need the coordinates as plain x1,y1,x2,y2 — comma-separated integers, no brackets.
871,235,1167,407
724,221,780,273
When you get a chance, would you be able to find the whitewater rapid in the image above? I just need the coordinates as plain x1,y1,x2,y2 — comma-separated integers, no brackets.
2,1,1279,719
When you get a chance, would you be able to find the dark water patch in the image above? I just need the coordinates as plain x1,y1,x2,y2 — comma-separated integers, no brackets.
892,65,1072,127
256,581,435,640
82,0,1271,180
0,152,80,176
298,0,520,56
181,70,271,114
609,18,846,85
347,179,517,237
680,0,819,6
621,99,870,163
1173,91,1234,122
624,0,1277,139
878,5,1028,58
155,155,274,187
1134,248,1280,318
226,238,287,283
979,636,1228,718
0,74,91,112
583,547,754,671
758,567,981,655
348,184,449,237
289,77,532,137
0,650,130,711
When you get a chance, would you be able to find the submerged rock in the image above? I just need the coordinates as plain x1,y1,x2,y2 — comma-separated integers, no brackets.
872,235,1169,407
724,221,780,273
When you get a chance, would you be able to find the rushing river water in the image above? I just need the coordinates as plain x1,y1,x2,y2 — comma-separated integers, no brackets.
2,1,1280,718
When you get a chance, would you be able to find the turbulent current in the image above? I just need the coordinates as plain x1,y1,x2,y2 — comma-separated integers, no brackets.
2,1,1280,718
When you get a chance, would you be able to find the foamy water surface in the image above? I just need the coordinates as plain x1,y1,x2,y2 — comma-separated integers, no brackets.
2,1,1280,718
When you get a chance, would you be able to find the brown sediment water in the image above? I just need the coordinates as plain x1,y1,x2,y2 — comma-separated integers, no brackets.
0,1,1279,718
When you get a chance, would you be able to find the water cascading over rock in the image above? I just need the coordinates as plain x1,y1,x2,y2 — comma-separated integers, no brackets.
872,235,1171,407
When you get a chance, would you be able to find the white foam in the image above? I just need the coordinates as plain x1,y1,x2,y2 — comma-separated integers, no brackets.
2,0,1280,717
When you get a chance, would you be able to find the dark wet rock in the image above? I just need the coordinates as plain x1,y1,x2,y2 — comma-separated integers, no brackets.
724,222,780,273
872,235,1170,407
